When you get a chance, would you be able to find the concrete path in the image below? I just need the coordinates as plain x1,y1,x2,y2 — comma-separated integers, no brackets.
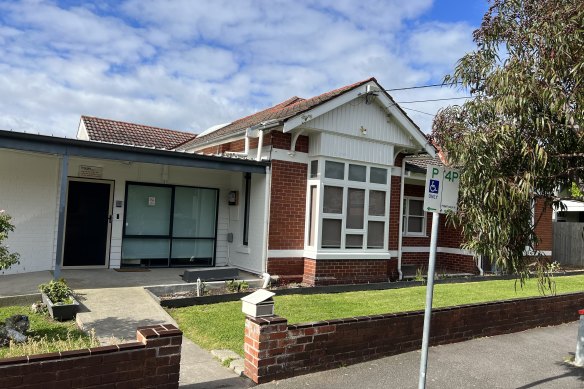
75,286,251,388
257,322,584,388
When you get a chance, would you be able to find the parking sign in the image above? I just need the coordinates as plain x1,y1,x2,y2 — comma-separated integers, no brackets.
423,166,460,213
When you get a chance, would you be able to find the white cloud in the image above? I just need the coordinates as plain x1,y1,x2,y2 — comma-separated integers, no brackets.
0,0,480,137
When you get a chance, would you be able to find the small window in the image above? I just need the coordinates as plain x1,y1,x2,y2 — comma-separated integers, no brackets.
322,219,341,248
346,188,365,229
370,167,387,185
369,190,385,216
346,234,363,249
323,186,343,214
403,198,426,235
325,161,344,179
367,221,385,248
349,164,366,182
310,160,319,179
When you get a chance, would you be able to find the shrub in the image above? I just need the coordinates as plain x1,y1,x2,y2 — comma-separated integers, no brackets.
0,210,19,270
39,279,74,305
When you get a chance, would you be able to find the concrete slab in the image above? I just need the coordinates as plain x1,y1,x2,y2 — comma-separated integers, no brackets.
0,271,51,296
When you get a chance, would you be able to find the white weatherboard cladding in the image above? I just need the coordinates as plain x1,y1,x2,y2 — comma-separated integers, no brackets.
0,150,59,274
309,132,394,165
228,173,267,274
303,98,417,147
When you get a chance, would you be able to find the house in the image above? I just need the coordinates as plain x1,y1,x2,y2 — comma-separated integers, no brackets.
0,77,553,284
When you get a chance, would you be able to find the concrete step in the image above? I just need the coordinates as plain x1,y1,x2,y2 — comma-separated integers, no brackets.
182,267,240,283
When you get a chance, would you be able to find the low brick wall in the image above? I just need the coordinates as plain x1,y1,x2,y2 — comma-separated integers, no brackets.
0,324,182,388
244,292,584,383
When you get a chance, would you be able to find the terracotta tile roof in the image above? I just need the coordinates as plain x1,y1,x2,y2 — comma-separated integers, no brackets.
178,77,376,149
405,154,446,173
82,116,196,150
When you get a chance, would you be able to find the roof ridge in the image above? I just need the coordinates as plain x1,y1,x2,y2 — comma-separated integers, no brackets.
81,115,196,136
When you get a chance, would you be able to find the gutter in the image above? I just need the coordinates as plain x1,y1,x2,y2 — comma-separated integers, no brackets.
224,120,281,160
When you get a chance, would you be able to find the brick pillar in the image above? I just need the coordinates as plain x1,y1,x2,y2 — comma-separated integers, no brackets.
136,324,183,389
244,315,288,384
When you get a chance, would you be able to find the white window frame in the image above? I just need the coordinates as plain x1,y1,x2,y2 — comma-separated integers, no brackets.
305,157,390,254
403,196,427,236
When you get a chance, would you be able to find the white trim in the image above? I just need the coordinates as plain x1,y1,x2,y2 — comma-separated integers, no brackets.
402,246,475,256
303,251,392,260
267,147,309,164
268,250,305,258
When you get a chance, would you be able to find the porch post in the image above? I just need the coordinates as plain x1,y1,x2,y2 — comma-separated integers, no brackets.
53,154,69,280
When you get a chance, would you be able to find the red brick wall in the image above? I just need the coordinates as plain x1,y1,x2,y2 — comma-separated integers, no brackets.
0,324,182,389
269,160,307,250
388,175,401,250
244,293,584,383
534,198,553,251
266,131,309,152
302,258,390,285
267,257,305,283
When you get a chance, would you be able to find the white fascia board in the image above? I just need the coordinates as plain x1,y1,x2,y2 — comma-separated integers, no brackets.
283,82,376,133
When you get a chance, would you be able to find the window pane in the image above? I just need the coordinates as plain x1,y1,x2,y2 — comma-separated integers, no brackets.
173,187,217,238
369,190,386,216
325,161,344,179
346,188,365,229
409,199,424,216
125,185,172,236
322,219,341,248
309,186,317,246
346,234,363,249
122,238,170,259
349,164,366,182
370,167,387,184
408,217,424,233
171,239,214,266
323,186,343,214
310,160,319,178
367,222,385,248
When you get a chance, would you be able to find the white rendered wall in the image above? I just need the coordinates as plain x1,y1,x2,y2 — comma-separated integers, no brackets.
0,150,60,274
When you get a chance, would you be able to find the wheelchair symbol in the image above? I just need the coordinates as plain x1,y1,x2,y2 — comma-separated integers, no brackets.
429,179,439,194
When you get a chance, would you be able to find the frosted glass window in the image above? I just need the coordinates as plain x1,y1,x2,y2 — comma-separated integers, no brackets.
404,198,426,234
349,164,366,182
173,187,217,238
122,239,170,259
346,234,363,249
369,191,386,216
346,188,365,229
310,160,319,178
125,185,172,235
367,222,385,248
370,167,387,184
323,186,343,214
325,161,344,179
322,219,341,248
171,239,214,259
409,199,424,216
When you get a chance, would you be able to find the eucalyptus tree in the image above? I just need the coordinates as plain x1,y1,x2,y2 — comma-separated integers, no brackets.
432,0,584,288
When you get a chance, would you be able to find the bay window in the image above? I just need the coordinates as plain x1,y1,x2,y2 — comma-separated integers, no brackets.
306,159,389,251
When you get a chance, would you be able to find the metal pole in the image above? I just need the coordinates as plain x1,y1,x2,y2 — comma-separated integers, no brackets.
53,154,68,280
418,211,440,389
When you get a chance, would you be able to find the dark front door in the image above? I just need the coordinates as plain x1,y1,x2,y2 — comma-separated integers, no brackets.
63,180,112,267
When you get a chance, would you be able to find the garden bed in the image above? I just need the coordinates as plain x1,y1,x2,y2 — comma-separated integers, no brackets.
0,305,98,359
147,270,584,308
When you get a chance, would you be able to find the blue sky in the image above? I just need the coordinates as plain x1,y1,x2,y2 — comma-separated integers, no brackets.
0,0,489,137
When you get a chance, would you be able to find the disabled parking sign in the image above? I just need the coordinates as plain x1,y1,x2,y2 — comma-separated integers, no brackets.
423,166,459,213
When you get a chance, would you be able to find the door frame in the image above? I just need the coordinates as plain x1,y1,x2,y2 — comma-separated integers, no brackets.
61,177,114,269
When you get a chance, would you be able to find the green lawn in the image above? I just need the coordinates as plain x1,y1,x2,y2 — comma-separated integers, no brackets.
169,275,584,356
0,306,98,358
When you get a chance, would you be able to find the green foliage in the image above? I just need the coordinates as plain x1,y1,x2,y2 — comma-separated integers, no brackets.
0,211,20,270
569,182,583,199
225,280,249,293
39,279,74,305
169,275,584,356
432,0,584,288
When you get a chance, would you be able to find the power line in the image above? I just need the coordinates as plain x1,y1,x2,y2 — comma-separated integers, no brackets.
385,82,462,92
396,96,473,104
401,107,435,116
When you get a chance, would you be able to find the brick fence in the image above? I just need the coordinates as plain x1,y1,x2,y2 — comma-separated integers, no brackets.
0,324,182,388
244,292,584,383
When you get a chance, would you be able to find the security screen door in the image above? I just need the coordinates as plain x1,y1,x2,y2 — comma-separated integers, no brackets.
121,183,218,267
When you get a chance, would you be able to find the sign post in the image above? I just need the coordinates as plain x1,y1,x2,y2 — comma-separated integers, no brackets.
418,165,459,389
